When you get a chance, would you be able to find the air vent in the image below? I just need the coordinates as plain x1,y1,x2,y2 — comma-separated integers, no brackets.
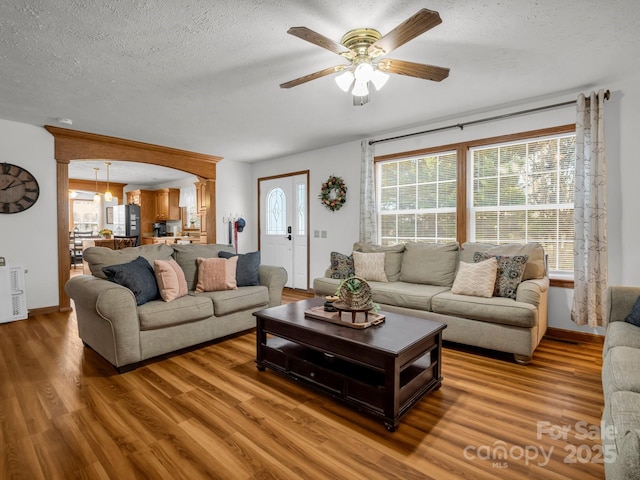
0,266,27,323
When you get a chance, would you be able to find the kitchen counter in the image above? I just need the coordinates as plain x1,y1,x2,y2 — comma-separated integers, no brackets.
141,236,197,245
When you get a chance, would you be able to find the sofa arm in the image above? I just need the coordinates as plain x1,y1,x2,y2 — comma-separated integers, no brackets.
65,275,142,367
516,277,549,307
607,286,640,324
259,265,288,307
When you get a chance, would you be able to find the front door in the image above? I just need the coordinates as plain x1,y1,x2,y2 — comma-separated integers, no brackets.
259,173,308,289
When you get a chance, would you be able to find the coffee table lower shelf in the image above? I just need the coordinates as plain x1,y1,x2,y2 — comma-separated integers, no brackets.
256,336,441,431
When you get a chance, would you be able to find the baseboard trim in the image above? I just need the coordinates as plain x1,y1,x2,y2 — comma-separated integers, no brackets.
28,305,60,316
545,327,604,345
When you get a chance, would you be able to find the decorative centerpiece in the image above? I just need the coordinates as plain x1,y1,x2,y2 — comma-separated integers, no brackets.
99,228,112,239
336,276,372,310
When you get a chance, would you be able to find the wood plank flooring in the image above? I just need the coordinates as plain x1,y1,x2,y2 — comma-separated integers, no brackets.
1,288,605,479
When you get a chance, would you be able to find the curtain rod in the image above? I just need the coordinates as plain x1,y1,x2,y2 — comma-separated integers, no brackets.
369,89,610,146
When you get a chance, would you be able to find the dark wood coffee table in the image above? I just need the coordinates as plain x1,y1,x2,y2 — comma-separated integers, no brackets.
254,297,446,431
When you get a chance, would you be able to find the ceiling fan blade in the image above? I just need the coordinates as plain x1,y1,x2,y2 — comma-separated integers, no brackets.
287,27,353,57
378,59,450,82
280,66,344,89
368,9,442,57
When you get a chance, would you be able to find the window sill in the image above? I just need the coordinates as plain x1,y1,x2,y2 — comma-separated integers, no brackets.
549,278,574,289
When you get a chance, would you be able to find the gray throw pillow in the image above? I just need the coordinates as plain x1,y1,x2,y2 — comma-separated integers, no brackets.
329,251,354,279
473,252,528,299
624,296,640,327
102,256,159,305
218,250,260,286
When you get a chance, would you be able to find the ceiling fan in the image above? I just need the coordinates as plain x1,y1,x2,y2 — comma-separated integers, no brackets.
280,8,450,106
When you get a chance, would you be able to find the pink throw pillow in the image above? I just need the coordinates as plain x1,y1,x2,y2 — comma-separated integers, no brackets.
154,259,188,302
195,256,238,293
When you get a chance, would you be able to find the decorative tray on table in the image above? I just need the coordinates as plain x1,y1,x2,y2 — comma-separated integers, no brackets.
304,301,385,329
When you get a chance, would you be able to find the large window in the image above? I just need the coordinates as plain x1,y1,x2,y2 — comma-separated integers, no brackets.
375,125,576,280
470,134,575,275
378,151,457,245
71,199,100,234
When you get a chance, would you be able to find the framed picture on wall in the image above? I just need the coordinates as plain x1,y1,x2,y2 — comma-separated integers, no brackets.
106,206,113,224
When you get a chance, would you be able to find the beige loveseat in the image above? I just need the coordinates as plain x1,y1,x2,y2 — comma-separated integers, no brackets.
66,243,287,372
601,286,640,479
313,241,549,364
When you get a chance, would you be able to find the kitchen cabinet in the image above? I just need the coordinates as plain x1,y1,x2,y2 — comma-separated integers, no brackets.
155,188,180,221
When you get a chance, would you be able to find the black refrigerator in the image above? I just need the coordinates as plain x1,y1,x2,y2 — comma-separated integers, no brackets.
112,204,141,244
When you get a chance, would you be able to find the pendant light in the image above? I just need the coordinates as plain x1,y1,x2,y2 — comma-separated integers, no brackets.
93,167,101,203
104,162,113,202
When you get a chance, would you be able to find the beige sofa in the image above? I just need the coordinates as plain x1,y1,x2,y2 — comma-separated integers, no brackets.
313,241,549,364
601,286,640,480
66,243,287,372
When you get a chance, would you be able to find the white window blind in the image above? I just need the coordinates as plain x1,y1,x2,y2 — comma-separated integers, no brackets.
378,151,457,244
470,134,575,274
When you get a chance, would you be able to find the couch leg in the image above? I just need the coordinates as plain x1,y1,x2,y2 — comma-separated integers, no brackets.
513,354,532,365
116,363,139,374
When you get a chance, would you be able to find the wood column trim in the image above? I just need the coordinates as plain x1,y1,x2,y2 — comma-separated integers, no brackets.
57,160,72,312
203,178,216,243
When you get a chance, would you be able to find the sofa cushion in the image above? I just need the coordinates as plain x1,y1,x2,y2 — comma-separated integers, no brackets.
451,258,497,298
605,391,640,469
604,321,640,357
137,294,214,330
84,243,174,280
602,346,640,399
195,285,270,316
172,244,234,291
195,256,238,293
218,250,260,286
327,251,354,279
102,256,160,306
474,253,529,299
431,291,537,328
370,281,450,311
461,242,545,280
353,242,405,282
154,259,189,302
400,242,459,287
353,251,387,282
313,277,341,297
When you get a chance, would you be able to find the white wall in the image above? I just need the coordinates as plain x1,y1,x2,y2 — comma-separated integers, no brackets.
0,120,58,310
216,160,254,252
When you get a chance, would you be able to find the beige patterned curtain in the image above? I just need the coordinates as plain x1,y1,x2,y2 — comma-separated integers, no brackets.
359,139,377,243
571,89,608,327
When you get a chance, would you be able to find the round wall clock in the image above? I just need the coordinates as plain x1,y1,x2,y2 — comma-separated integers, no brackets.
0,163,40,214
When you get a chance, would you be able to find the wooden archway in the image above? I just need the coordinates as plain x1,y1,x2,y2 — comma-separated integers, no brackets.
45,126,222,311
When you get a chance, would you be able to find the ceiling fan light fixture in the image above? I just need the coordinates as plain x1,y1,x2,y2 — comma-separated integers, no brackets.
354,62,374,83
335,70,355,92
351,79,369,97
371,69,390,90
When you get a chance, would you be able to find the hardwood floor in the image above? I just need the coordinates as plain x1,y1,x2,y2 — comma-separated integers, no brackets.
1,288,605,479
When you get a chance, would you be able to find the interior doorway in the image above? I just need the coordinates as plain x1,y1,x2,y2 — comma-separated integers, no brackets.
258,171,309,290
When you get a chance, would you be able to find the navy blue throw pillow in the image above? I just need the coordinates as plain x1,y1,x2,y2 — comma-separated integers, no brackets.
625,296,640,327
102,256,159,305
218,250,260,286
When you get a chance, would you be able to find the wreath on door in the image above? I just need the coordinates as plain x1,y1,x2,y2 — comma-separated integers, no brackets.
319,175,347,212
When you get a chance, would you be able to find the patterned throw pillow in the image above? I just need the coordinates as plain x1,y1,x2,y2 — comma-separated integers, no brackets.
473,252,529,299
451,258,498,298
353,251,388,282
329,251,354,279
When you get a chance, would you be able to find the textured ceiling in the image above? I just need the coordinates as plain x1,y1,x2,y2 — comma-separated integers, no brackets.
2,0,640,182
